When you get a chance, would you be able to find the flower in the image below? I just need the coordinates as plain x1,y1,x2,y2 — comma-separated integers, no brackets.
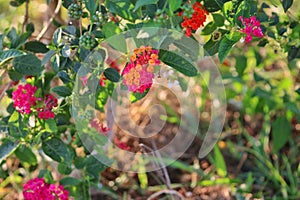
12,83,38,114
90,118,110,134
23,178,69,200
115,138,130,150
238,16,263,43
122,46,160,93
37,94,58,120
180,2,209,37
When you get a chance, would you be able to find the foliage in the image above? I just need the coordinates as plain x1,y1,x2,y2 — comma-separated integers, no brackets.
0,0,299,199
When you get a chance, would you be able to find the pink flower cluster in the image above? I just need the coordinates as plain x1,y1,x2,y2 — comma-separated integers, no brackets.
12,84,57,120
238,16,263,43
23,178,69,200
122,46,160,93
12,83,38,114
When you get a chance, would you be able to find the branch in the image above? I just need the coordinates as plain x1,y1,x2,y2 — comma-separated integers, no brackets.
37,0,62,41
22,0,29,33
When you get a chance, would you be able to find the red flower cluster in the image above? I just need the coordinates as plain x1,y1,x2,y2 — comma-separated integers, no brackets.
122,46,160,93
180,2,209,37
37,94,58,120
115,138,130,150
90,118,110,134
238,16,263,43
12,84,38,114
23,178,69,200
12,84,58,120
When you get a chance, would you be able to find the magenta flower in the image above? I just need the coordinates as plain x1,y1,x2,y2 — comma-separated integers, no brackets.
12,83,38,114
37,94,58,120
238,16,263,43
23,178,69,200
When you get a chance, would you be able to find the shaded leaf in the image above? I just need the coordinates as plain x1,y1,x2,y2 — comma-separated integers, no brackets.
282,0,293,12
159,49,198,77
52,86,72,97
218,37,237,63
25,41,49,53
103,68,120,82
0,49,24,66
272,116,291,152
42,137,70,162
15,145,37,166
168,0,182,12
133,0,158,12
13,54,43,75
0,139,19,162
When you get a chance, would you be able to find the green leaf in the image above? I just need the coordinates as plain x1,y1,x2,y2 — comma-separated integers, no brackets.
8,70,23,81
223,1,234,23
53,28,62,45
204,36,222,56
0,49,24,66
38,169,54,183
214,145,227,177
235,56,247,76
0,139,19,163
235,0,250,25
105,33,127,53
212,14,225,26
130,89,149,103
15,145,37,166
158,49,198,77
13,54,43,75
95,86,108,112
44,119,58,132
85,0,97,15
168,0,182,12
0,34,4,52
60,177,80,186
218,36,237,63
282,0,293,12
85,156,106,182
201,22,217,35
25,41,49,53
103,68,120,82
42,137,70,162
102,22,122,38
42,50,55,66
57,71,72,83
58,162,72,175
52,86,72,97
133,0,158,12
272,116,291,152
105,0,136,21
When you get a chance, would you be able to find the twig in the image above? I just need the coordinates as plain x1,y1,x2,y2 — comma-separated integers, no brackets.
147,189,185,200
151,139,172,191
37,0,62,41
0,81,11,101
22,0,29,33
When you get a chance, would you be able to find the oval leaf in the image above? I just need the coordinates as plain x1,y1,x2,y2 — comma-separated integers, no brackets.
25,41,49,53
158,49,198,77
42,137,69,162
133,0,158,12
52,86,72,97
13,54,43,75
104,68,120,82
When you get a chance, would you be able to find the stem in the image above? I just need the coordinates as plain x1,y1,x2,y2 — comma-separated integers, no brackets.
37,0,62,41
22,0,29,33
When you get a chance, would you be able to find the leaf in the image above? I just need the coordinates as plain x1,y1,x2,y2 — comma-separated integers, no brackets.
57,71,72,83
0,34,4,52
102,22,122,38
95,86,108,112
235,56,247,76
53,28,62,46
38,169,54,183
44,119,58,132
0,49,24,66
235,0,250,25
58,162,72,175
105,0,136,21
272,116,291,152
133,0,158,12
15,145,37,166
223,1,234,23
212,14,225,26
204,36,222,56
42,137,70,162
52,86,72,97
130,89,149,103
103,68,120,82
0,139,19,163
25,41,49,53
214,145,227,177
158,49,198,77
282,0,293,12
85,0,97,15
218,36,237,64
201,22,217,35
60,177,81,186
168,0,182,12
13,54,43,75
8,70,23,81
42,50,55,66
